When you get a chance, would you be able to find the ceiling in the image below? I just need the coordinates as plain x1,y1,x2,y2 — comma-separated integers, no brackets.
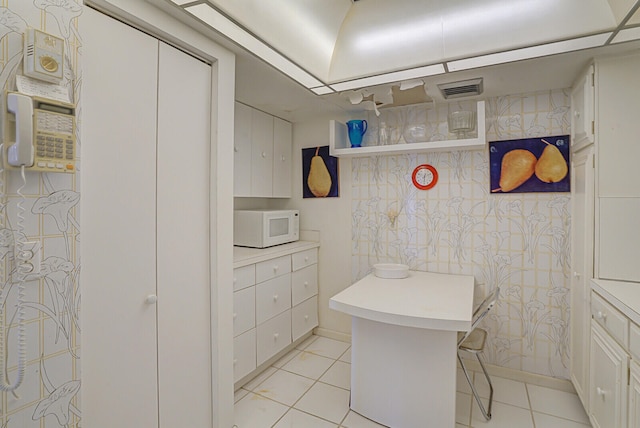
147,0,640,122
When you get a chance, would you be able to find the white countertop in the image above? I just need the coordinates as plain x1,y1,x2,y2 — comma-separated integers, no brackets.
592,278,640,326
329,271,475,331
233,240,320,268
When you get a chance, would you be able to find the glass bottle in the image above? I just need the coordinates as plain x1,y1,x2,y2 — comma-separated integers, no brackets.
379,122,389,146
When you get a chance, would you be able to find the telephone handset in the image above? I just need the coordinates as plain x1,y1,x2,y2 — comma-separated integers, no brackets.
7,93,34,167
4,91,76,173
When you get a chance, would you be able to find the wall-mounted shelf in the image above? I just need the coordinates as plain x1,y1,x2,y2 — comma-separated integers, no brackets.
329,100,486,157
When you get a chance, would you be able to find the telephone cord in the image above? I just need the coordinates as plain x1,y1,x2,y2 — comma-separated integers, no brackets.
0,165,28,395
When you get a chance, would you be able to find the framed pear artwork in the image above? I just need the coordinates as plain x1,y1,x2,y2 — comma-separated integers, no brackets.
489,135,570,193
302,146,339,198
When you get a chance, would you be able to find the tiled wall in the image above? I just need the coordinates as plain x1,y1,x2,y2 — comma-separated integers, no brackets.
352,89,572,379
0,2,81,427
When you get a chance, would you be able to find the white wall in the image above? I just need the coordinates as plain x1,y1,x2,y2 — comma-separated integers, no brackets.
0,2,81,426
279,114,354,336
286,90,574,380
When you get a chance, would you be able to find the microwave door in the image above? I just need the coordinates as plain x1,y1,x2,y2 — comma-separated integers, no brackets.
269,217,289,238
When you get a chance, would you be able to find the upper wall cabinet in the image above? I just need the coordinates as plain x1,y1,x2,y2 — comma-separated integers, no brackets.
234,102,292,198
595,53,640,283
570,64,595,153
596,54,640,199
329,100,486,157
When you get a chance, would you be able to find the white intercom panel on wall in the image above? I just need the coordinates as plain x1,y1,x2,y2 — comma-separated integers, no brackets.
4,92,76,173
23,29,64,83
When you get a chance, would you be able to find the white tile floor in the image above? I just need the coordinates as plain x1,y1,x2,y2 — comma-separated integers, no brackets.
234,335,592,428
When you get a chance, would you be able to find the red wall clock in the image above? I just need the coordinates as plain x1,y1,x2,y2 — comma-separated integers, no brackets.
411,164,438,190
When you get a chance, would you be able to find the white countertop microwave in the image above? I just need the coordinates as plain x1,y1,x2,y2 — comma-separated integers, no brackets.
233,209,299,248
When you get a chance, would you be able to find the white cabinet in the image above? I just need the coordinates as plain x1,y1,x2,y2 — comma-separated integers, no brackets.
570,145,595,410
630,358,640,427
572,52,640,420
257,310,292,365
292,296,319,342
233,245,319,386
273,118,293,197
234,103,252,196
596,53,640,198
234,102,292,197
590,322,629,428
570,64,595,152
251,108,275,196
586,286,640,428
593,52,640,282
599,199,640,282
83,8,213,427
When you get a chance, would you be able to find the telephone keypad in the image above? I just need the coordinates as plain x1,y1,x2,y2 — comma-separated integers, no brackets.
32,108,75,173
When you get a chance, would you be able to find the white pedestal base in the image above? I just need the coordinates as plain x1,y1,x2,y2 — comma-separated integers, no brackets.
350,317,457,428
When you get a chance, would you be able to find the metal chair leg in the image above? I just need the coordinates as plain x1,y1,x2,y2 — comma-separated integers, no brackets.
458,351,493,421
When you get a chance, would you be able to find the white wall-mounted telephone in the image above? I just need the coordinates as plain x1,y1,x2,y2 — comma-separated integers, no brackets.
4,91,76,173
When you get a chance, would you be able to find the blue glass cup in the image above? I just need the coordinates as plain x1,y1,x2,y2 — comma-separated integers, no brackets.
347,120,368,147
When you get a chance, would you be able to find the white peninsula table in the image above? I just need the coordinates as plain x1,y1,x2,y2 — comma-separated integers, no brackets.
329,270,475,428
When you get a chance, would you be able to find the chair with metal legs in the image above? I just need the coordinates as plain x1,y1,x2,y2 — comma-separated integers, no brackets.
457,287,500,421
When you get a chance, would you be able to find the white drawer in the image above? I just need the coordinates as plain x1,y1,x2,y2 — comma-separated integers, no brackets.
592,292,628,347
292,264,318,306
233,265,255,291
233,286,255,337
256,310,291,366
292,248,317,271
630,322,640,361
256,274,291,324
256,255,291,283
292,296,318,342
234,329,256,383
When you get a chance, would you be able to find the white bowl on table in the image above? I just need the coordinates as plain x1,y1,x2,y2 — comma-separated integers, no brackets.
373,263,409,279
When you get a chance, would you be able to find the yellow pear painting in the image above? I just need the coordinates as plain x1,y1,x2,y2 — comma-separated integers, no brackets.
303,146,339,198
489,136,570,193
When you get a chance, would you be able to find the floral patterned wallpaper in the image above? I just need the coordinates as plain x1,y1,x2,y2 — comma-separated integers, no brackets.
352,89,572,379
0,1,81,427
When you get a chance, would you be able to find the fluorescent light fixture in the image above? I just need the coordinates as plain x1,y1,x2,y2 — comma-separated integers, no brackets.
330,63,445,92
185,4,323,88
311,86,334,95
354,16,440,52
447,33,611,72
170,0,192,5
611,26,640,44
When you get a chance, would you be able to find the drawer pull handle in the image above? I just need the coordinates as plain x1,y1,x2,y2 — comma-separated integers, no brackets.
233,359,237,366
273,294,279,302
304,281,309,287
261,152,267,158
274,333,279,340
574,110,580,118
233,313,237,319
596,387,606,398
233,277,237,283
145,294,158,305
595,311,606,321
304,315,309,321
573,272,580,279
304,256,309,262
273,265,279,271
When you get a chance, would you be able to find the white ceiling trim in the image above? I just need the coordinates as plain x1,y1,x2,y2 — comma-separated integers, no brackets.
183,2,324,88
447,33,613,72
330,64,445,92
167,0,640,94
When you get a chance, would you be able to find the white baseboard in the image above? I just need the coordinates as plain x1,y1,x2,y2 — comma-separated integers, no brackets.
314,328,576,394
313,327,351,343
